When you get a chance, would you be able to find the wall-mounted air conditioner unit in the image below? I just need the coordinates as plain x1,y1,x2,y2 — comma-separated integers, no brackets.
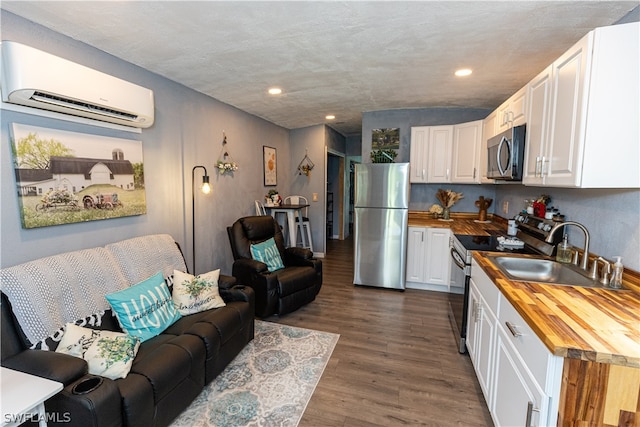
1,41,154,128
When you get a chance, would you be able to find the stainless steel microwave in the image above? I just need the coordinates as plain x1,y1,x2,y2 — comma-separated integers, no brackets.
486,124,526,180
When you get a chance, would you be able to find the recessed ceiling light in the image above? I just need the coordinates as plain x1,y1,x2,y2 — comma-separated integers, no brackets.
455,68,472,77
325,115,336,120
268,87,282,95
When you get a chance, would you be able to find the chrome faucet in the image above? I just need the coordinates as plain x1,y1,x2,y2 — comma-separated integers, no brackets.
590,257,611,285
546,221,590,271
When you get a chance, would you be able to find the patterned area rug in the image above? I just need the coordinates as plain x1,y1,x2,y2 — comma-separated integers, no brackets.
171,320,339,427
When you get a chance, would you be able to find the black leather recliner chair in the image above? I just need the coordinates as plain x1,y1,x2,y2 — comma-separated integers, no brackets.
227,215,322,318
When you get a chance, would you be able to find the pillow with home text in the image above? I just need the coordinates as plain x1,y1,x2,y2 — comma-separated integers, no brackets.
106,271,181,342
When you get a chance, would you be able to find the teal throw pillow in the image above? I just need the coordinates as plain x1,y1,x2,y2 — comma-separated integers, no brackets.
250,237,285,272
105,271,181,342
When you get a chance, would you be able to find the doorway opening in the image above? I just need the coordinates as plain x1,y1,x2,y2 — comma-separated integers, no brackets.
326,152,344,242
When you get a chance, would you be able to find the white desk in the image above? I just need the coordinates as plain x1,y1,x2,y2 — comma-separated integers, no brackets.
1,367,63,427
267,204,309,248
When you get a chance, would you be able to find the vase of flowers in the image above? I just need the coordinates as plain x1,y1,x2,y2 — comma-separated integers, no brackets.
435,189,464,221
428,204,443,219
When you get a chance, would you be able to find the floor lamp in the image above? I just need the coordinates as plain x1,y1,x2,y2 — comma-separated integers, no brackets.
192,165,211,274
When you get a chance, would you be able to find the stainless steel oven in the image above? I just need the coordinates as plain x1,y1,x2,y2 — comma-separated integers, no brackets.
448,236,471,353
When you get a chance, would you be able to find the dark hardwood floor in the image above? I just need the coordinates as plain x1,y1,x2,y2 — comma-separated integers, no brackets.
268,237,494,426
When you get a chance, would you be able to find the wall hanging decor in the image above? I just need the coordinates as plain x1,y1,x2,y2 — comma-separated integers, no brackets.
297,149,315,176
263,146,277,186
371,128,399,163
10,123,146,229
216,131,238,175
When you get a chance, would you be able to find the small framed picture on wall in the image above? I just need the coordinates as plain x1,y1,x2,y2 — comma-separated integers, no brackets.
263,146,277,186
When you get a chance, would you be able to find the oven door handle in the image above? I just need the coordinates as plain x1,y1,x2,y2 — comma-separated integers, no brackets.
450,247,467,270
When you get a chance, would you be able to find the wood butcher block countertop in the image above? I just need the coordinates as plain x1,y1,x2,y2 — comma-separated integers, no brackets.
473,252,640,368
408,211,640,368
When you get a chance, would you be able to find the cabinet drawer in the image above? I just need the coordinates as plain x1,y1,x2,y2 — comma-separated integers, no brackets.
498,295,551,386
471,259,500,313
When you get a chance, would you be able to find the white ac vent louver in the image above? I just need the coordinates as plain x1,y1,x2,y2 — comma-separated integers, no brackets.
1,41,154,128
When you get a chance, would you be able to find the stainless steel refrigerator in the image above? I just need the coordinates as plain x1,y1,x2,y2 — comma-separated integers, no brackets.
353,162,410,290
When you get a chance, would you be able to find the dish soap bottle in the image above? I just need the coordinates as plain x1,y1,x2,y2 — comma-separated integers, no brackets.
556,234,572,263
610,257,624,289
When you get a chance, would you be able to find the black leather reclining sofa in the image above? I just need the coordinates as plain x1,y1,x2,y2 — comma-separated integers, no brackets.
0,234,254,427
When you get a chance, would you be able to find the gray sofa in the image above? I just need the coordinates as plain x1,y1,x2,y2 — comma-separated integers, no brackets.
0,234,254,427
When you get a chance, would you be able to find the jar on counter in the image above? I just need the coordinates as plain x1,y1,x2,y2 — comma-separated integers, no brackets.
525,199,534,214
556,235,572,263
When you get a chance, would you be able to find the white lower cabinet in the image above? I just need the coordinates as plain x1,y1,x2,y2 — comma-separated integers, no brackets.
406,227,451,291
469,259,563,426
406,227,427,283
493,325,548,427
466,279,496,404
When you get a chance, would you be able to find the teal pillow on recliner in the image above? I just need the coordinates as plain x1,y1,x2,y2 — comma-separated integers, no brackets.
250,237,285,272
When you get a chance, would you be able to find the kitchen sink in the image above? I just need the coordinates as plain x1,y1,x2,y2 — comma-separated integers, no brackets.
487,255,624,290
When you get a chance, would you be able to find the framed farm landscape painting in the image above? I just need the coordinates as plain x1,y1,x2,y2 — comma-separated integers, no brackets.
10,123,146,229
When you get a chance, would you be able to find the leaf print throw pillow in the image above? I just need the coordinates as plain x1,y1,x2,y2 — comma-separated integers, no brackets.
56,323,140,380
172,269,226,316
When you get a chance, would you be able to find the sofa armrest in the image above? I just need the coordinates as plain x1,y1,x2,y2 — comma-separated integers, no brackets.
285,246,313,260
2,349,88,386
233,258,268,273
220,285,255,304
218,274,237,290
284,247,318,268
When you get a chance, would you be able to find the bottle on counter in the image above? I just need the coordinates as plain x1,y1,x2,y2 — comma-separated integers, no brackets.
610,257,624,289
556,234,572,263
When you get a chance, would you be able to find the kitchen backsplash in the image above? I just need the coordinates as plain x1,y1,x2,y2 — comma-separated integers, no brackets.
410,183,639,271
409,184,496,213
493,186,639,271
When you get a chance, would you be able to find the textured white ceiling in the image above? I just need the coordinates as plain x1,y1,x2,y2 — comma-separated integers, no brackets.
2,1,637,135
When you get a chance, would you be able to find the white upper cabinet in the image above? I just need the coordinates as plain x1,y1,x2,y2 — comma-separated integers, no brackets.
524,22,639,188
409,127,429,183
410,122,482,184
523,65,552,186
427,125,454,182
452,120,483,183
496,85,528,134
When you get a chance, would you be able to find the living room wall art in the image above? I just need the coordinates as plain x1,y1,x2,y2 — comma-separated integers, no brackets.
10,123,146,229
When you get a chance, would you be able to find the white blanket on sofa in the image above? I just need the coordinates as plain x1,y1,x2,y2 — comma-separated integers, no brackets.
0,247,128,345
0,234,188,346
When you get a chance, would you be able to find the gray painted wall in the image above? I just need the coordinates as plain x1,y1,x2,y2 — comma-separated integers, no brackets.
289,125,326,255
1,11,291,275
